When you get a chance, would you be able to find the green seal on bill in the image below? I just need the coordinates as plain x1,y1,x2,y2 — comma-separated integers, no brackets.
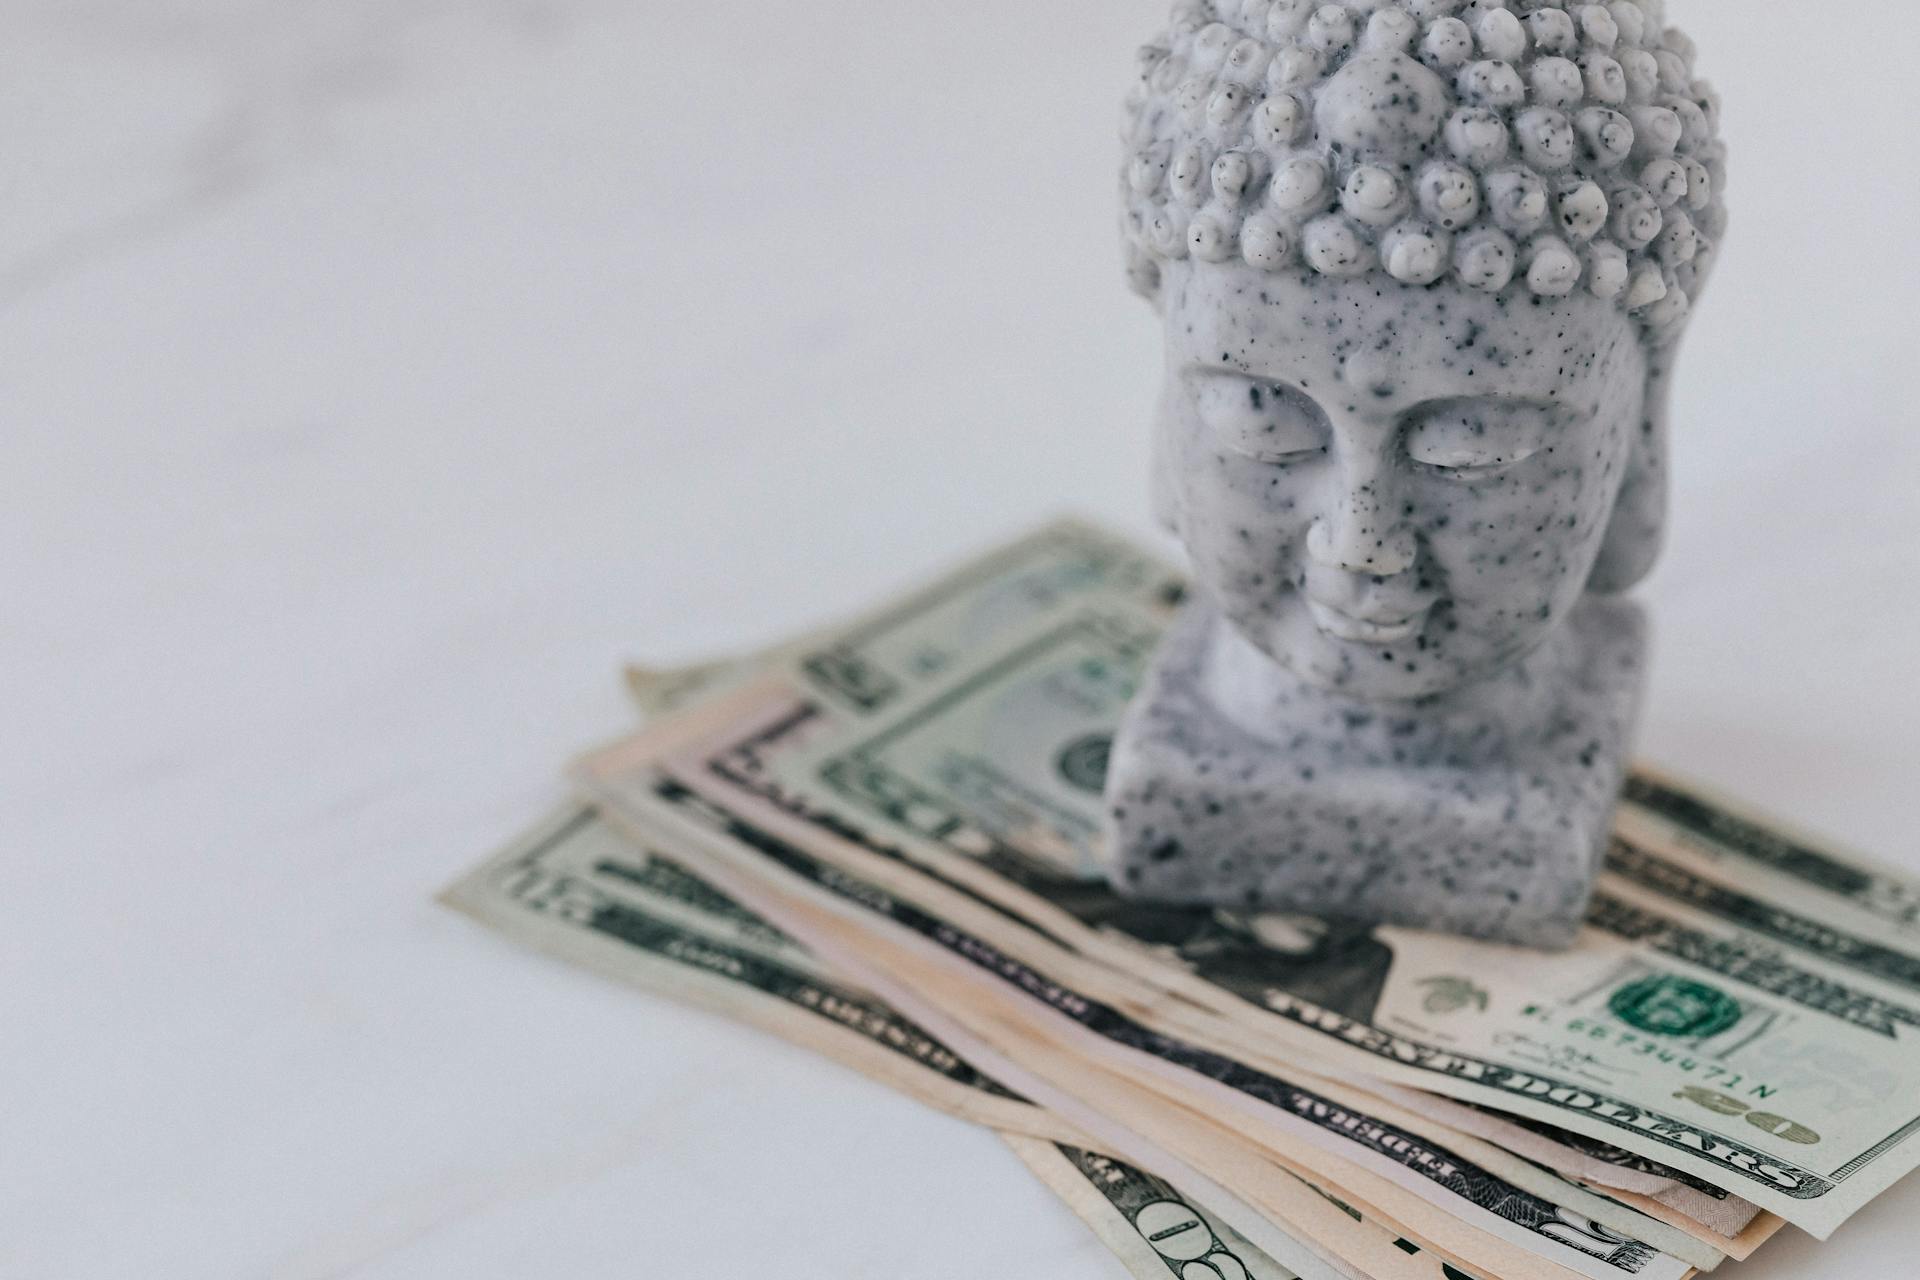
1055,732,1112,795
1609,974,1744,1039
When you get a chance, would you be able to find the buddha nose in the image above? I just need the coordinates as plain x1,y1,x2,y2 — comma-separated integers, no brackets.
1306,458,1418,578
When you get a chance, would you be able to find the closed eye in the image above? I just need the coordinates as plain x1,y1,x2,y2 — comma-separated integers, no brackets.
1412,447,1541,480
1422,459,1526,481
1404,396,1559,480
1190,369,1330,464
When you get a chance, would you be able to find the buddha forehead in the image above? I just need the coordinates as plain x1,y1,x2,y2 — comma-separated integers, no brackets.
1164,259,1643,407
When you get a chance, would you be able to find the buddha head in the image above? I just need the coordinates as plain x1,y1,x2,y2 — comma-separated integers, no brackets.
1122,0,1725,700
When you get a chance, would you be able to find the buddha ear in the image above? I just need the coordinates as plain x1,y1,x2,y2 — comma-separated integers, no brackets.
1586,358,1673,594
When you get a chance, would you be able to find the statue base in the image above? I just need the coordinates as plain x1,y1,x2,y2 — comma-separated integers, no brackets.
1101,596,1649,950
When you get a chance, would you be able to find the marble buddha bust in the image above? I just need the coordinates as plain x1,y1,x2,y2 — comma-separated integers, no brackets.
1101,0,1726,948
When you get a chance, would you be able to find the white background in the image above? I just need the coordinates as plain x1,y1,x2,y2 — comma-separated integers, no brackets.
4,1,1916,1276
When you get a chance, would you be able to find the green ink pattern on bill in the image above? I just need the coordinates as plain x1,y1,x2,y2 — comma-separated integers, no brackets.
596,524,1920,1240
440,804,1072,1141
446,518,1917,1280
588,766,1703,1280
1005,1136,1304,1280
788,519,1181,716
691,589,1920,1238
442,799,1353,1280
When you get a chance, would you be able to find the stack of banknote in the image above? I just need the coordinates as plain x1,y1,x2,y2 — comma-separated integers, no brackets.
443,518,1920,1280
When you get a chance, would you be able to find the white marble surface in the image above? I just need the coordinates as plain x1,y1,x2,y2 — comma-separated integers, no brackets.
4,2,1916,1276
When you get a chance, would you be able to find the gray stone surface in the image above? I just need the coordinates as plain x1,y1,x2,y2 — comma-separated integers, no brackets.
1101,0,1727,947
1106,596,1648,949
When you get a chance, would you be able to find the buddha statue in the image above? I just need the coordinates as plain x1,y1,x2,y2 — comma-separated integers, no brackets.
1102,0,1726,947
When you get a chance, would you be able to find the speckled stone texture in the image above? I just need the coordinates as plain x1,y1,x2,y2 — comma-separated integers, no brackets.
1101,255,1663,948
1100,0,1725,947
1107,594,1648,949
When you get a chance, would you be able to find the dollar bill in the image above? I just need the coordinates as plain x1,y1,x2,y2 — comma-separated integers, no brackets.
631,569,1919,1239
1007,1134,1527,1280
1004,1136,1304,1280
1592,1190,1782,1264
1366,1093,1759,1241
589,772,1696,1280
574,694,1712,1280
441,802,1393,1280
439,516,1920,1276
439,803,1079,1143
619,516,1177,721
610,527,1781,1244
774,518,1184,717
630,681,1758,1244
558,792,1683,1279
1617,769,1920,938
606,529,1802,1246
612,550,1762,1251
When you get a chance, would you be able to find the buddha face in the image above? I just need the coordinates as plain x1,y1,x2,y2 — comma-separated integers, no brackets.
1156,261,1648,701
